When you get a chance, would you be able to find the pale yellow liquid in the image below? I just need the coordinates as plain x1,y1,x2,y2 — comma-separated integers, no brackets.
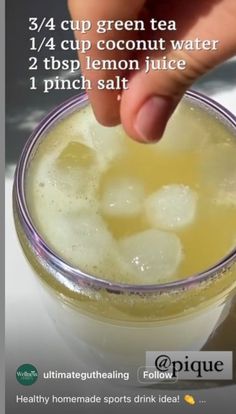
25,101,236,285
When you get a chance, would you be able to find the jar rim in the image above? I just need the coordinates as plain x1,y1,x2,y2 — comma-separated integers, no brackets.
14,91,236,294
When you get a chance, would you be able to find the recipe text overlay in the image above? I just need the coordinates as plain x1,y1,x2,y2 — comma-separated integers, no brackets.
28,17,220,93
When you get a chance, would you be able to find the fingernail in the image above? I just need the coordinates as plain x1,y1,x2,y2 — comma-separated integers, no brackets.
135,96,174,142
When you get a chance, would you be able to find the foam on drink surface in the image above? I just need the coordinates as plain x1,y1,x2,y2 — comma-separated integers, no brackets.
25,102,236,285
200,143,236,207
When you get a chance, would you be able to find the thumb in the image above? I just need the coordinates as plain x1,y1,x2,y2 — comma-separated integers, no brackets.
120,48,234,143
121,55,191,143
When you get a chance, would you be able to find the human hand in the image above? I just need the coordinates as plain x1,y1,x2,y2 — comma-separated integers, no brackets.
68,0,236,142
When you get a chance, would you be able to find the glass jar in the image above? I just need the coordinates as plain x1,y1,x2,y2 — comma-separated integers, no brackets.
13,91,236,380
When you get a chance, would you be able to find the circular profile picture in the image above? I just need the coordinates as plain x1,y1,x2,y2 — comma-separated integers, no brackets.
16,364,38,386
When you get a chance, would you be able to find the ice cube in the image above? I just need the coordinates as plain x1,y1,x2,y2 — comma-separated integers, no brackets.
75,106,126,168
201,143,236,206
51,140,100,199
31,154,99,215
65,210,116,269
101,177,145,217
56,141,95,169
119,229,183,283
156,105,210,153
63,106,95,149
89,122,125,167
145,185,198,230
45,210,116,270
